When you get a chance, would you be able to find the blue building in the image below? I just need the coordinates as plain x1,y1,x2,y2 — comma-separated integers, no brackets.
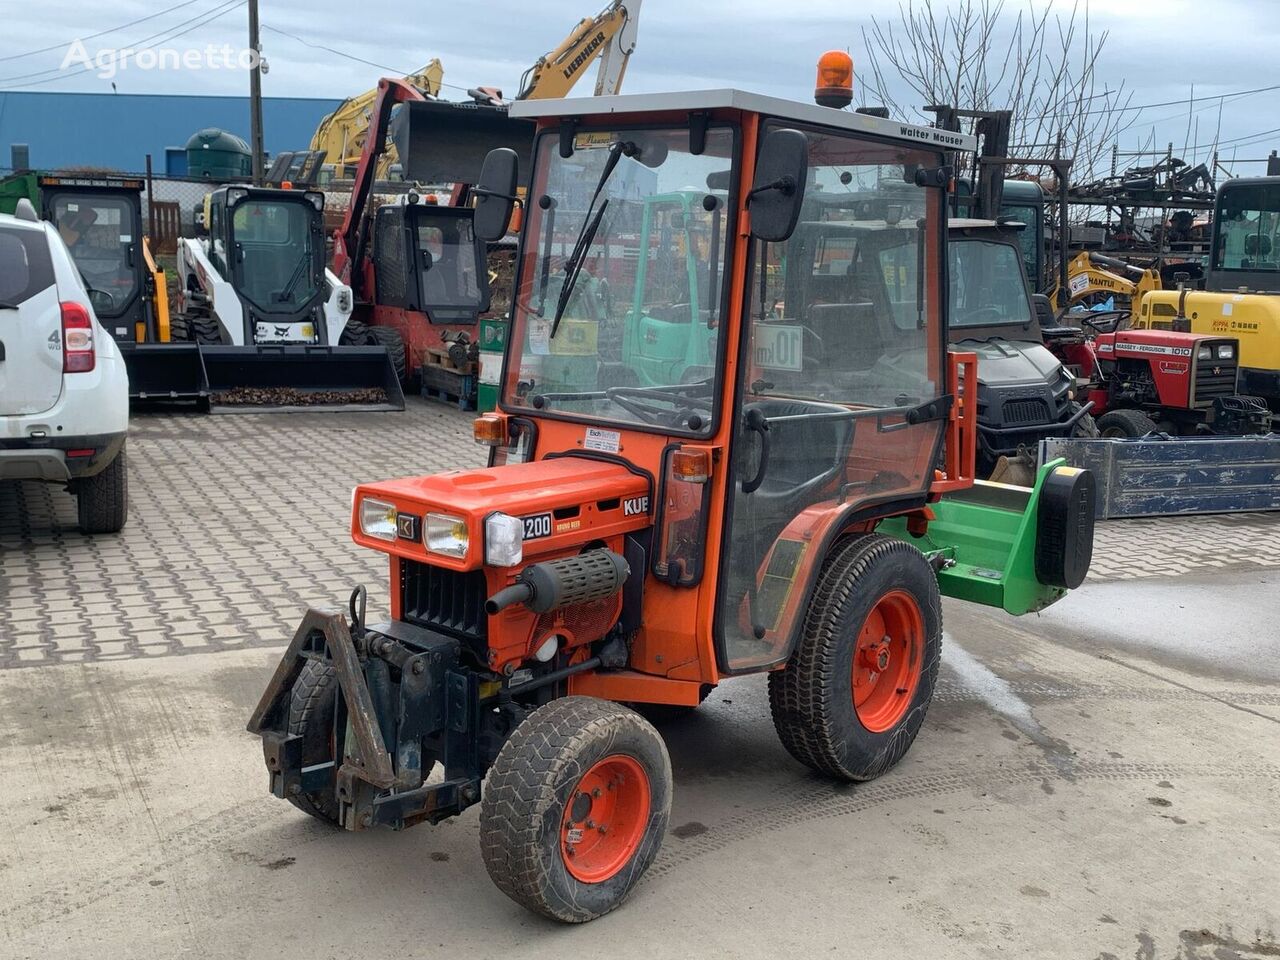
0,90,342,176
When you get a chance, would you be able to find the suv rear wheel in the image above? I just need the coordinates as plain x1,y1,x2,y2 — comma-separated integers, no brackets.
76,443,128,534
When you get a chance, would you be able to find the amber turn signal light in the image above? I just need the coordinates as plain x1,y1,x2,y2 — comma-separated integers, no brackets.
815,50,854,109
672,448,711,484
473,414,507,446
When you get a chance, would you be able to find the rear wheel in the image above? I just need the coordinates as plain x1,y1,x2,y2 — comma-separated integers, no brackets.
76,444,128,535
368,325,407,384
1098,408,1157,438
768,534,942,781
286,659,340,825
480,696,671,923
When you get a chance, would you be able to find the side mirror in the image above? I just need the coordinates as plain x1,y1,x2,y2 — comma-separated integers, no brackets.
473,148,519,242
1031,293,1054,326
748,129,808,243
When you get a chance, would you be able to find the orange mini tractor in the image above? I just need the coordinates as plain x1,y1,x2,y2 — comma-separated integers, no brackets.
248,77,1097,922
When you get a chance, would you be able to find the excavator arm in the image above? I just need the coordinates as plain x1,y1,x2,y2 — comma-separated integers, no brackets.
311,60,443,177
516,0,642,100
332,77,428,292
1049,250,1161,310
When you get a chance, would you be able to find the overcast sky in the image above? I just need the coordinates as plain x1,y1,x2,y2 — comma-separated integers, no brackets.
3,0,1276,173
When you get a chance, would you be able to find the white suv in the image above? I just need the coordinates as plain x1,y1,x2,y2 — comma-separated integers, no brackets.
0,200,129,533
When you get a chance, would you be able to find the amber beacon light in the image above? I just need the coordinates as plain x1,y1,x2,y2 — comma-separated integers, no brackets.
814,51,854,108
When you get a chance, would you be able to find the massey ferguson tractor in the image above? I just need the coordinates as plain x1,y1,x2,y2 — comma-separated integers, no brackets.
248,68,1097,922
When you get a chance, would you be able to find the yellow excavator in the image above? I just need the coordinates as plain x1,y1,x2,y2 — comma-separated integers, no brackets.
310,1,641,180
1047,250,1163,313
310,61,444,179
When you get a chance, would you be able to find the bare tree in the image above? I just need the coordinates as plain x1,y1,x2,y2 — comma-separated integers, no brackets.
860,0,1133,182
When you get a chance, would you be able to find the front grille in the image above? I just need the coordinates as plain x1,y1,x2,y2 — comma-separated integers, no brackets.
400,560,488,639
1002,397,1051,425
1193,358,1238,402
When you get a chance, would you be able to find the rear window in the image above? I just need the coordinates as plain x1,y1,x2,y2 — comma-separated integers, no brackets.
0,226,56,305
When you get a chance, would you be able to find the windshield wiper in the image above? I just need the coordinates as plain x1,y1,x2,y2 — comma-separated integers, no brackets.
0,301,20,310
550,200,608,338
276,250,312,304
550,140,632,336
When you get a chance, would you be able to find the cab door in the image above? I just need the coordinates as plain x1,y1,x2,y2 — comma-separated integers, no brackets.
45,189,143,340
715,125,950,673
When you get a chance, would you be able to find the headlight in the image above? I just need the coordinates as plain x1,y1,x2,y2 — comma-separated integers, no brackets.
1218,344,1234,359
485,513,524,567
1197,345,1212,360
425,512,469,558
359,497,398,541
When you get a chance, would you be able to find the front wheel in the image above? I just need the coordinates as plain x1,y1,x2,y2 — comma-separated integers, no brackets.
1098,408,1158,438
768,534,942,781
479,697,672,923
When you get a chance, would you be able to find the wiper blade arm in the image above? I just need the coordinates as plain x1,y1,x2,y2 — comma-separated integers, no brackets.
548,140,631,338
551,198,608,338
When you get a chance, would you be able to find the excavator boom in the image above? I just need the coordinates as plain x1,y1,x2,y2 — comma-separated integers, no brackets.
516,0,642,100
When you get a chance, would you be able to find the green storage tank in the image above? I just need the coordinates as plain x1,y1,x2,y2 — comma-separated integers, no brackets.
0,172,40,215
186,128,252,180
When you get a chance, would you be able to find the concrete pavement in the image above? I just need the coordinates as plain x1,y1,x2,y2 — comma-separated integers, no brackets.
1,401,1278,958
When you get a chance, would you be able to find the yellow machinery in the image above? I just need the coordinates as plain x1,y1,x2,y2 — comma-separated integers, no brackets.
310,61,445,178
1135,176,1280,405
1048,250,1163,312
516,0,642,100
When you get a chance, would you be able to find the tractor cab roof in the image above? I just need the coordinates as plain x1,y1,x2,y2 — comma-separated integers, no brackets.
508,89,979,154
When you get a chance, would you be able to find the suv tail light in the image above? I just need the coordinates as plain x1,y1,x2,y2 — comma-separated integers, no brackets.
61,302,95,373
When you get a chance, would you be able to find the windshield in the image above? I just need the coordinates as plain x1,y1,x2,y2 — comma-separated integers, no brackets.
50,194,137,317
503,126,735,436
1214,182,1280,274
230,199,319,312
416,211,484,309
948,239,1033,328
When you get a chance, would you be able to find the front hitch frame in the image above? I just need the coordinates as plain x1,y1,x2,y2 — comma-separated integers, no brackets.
246,602,496,830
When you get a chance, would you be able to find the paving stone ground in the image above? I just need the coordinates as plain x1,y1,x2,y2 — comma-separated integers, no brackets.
2,399,1278,668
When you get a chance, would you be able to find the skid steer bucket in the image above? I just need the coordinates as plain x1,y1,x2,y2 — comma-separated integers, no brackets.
200,345,406,413
120,343,212,402
391,99,534,184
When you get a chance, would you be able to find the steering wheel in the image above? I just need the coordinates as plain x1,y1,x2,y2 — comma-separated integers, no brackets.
1079,313,1122,335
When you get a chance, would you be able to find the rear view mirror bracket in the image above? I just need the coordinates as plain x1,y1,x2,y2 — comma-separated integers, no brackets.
559,119,578,159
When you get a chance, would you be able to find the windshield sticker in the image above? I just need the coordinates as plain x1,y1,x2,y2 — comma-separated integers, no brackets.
528,316,552,356
584,427,621,453
754,324,804,372
573,132,614,150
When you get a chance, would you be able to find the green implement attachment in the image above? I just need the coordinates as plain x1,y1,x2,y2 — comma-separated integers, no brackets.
881,459,1096,615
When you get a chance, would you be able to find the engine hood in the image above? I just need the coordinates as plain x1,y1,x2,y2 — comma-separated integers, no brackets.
351,455,653,568
955,338,1065,387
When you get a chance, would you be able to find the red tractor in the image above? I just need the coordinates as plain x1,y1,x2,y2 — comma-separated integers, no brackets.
1046,320,1271,437
248,79,1098,923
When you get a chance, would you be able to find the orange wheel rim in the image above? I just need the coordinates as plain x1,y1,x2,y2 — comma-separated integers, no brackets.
851,589,924,733
561,754,651,883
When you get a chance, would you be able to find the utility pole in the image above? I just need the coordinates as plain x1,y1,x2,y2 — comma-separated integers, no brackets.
248,0,265,184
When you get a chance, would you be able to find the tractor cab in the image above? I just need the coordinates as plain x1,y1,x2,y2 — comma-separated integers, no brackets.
248,87,1097,924
197,185,331,344
33,176,148,342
